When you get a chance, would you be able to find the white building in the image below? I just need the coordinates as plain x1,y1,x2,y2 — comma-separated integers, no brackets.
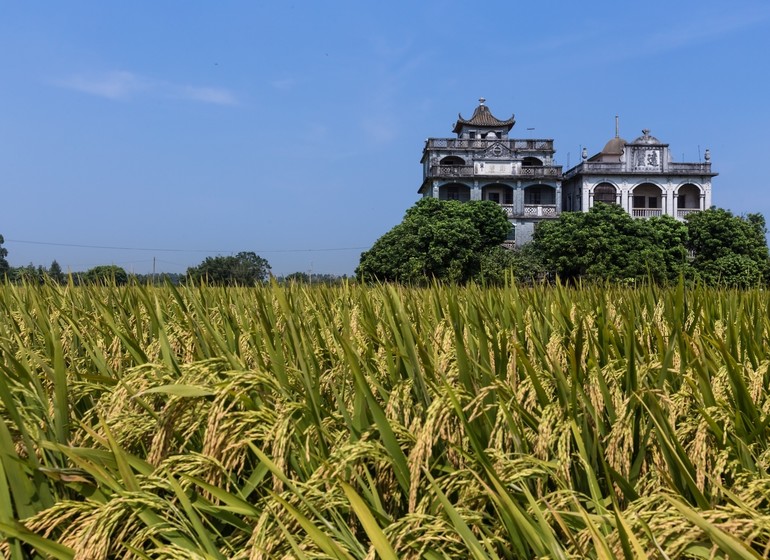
562,125,715,220
420,100,716,245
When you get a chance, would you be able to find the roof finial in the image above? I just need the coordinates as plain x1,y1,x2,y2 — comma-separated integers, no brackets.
479,97,486,106
615,115,619,138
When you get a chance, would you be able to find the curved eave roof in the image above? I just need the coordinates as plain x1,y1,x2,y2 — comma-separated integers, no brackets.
453,104,515,133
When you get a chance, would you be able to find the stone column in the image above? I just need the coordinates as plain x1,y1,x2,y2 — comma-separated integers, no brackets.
621,187,629,215
514,181,524,215
673,190,679,219
471,180,481,201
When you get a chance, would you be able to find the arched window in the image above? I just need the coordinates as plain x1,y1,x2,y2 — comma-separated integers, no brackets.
482,183,513,205
440,156,465,166
439,183,471,202
522,156,543,167
594,183,617,205
524,185,555,205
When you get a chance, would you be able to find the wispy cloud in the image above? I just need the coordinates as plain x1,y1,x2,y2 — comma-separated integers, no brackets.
175,85,237,105
269,77,297,91
56,70,238,106
606,7,770,62
60,71,147,100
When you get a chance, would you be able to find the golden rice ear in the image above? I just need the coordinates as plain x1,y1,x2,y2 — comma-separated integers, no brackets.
0,281,769,557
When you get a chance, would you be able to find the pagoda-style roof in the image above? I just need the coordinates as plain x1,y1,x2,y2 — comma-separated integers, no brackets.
453,98,515,133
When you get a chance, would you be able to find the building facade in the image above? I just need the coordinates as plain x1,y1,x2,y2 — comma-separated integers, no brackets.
562,127,715,220
419,98,562,246
419,100,716,245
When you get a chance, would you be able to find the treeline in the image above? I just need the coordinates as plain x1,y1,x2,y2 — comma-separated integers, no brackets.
0,241,348,286
357,199,770,287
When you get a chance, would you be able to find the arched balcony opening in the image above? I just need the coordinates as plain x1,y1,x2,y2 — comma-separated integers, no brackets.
676,183,703,218
482,183,514,216
440,156,465,165
593,182,618,206
522,156,543,167
439,183,471,202
431,156,471,179
631,182,663,218
524,184,557,217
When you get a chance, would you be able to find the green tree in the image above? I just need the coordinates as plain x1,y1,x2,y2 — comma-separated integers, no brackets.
0,235,9,279
48,260,66,284
186,251,271,286
532,203,688,283
507,243,548,282
82,265,129,285
356,198,512,283
686,208,770,286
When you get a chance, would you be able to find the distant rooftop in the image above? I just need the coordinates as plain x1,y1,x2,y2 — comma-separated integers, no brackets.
453,98,515,133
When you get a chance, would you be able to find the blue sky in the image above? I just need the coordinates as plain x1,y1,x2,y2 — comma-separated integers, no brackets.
2,1,769,276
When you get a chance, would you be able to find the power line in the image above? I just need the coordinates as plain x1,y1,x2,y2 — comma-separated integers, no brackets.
5,238,368,254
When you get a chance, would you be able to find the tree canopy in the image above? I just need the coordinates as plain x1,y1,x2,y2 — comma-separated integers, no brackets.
0,235,8,278
530,204,770,286
685,208,770,287
356,198,512,283
81,265,129,285
531,203,689,283
186,252,271,286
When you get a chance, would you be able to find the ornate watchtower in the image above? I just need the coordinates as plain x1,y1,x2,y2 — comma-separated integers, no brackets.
419,98,563,245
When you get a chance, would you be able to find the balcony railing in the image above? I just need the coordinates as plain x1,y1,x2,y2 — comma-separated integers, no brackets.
668,163,712,173
632,208,663,218
426,138,554,151
567,161,713,176
677,208,701,219
429,165,562,178
429,165,473,177
524,204,557,217
500,205,514,217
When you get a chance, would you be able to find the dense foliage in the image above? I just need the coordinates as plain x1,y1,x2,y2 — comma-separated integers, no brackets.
186,251,271,285
532,203,690,282
1,282,770,558
531,204,770,286
356,198,512,283
0,235,8,278
686,207,770,286
80,264,129,285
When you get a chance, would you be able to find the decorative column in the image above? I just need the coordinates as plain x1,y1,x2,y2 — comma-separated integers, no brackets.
471,180,481,201
673,190,679,219
514,181,524,215
620,187,629,215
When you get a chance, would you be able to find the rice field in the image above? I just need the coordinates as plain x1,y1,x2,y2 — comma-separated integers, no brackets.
0,279,769,558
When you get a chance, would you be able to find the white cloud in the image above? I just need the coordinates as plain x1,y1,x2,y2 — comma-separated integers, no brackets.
175,85,238,106
56,70,239,106
59,71,147,100
606,8,770,62
269,78,297,90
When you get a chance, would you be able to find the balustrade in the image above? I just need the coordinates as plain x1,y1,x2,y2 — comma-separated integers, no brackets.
632,208,663,218
677,208,701,219
429,165,561,178
523,205,557,217
426,138,554,151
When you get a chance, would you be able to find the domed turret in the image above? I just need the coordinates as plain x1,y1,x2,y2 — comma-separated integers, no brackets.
601,136,626,155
